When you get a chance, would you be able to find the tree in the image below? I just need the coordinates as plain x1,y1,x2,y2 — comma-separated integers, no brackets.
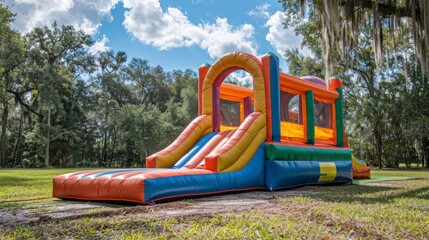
281,0,429,168
23,23,94,167
280,0,429,79
122,58,151,105
284,48,323,77
92,50,135,166
0,4,25,167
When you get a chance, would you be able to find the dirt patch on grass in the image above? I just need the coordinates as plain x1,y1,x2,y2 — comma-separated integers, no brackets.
0,188,324,229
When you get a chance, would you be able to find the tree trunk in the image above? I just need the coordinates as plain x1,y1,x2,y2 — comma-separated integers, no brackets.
374,129,383,169
102,108,109,166
108,128,116,167
96,137,101,165
45,108,51,167
0,98,8,168
126,151,131,168
424,153,427,168
103,131,108,166
0,72,11,168
12,112,24,167
423,136,429,168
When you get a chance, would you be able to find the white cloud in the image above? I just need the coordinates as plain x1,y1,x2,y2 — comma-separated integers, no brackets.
5,0,120,34
248,3,271,19
228,70,253,87
122,0,257,58
198,18,256,58
7,0,289,61
265,11,311,57
89,35,110,54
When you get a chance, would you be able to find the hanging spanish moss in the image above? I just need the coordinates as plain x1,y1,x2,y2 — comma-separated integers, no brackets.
319,0,340,79
289,0,429,80
371,1,383,80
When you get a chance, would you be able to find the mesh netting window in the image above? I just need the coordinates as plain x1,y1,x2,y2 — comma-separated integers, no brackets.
280,91,302,124
314,100,332,128
220,99,241,126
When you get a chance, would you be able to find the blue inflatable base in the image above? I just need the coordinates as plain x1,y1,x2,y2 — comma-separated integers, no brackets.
144,144,266,202
265,160,353,191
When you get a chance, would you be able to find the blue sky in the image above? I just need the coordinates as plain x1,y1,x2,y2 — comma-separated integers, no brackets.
6,0,310,74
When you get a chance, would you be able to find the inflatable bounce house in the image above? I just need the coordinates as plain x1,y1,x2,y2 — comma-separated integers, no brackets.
53,52,370,204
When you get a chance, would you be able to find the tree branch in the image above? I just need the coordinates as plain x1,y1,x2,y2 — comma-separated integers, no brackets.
339,0,422,22
338,62,374,95
6,89,43,118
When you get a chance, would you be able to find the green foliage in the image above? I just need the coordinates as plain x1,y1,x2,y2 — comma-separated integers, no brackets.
0,6,200,168
282,1,429,168
284,48,323,76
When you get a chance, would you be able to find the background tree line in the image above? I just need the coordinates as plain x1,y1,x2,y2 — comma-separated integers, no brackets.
281,0,429,168
0,5,199,168
1,2,428,169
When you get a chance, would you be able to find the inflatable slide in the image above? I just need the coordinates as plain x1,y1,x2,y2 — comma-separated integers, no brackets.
53,52,370,204
352,155,371,179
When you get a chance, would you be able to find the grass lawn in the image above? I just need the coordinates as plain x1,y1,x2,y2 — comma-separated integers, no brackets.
1,168,428,239
0,168,95,209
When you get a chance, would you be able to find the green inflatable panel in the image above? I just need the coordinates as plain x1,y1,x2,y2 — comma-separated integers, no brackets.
265,144,352,161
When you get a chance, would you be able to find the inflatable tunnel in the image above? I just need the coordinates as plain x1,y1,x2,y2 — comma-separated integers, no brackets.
53,51,369,204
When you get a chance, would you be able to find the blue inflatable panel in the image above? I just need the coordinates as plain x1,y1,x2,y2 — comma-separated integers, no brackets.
265,160,352,190
172,132,218,169
144,144,265,202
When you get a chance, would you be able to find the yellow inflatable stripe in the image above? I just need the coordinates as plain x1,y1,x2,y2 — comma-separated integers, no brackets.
201,52,266,118
222,126,266,172
318,162,337,182
216,114,266,172
220,53,238,68
352,155,367,168
155,116,212,168
220,125,238,131
281,121,305,139
315,126,335,143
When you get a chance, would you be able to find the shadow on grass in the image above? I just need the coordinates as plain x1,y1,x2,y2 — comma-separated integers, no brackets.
352,176,420,184
377,168,429,172
308,180,429,204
